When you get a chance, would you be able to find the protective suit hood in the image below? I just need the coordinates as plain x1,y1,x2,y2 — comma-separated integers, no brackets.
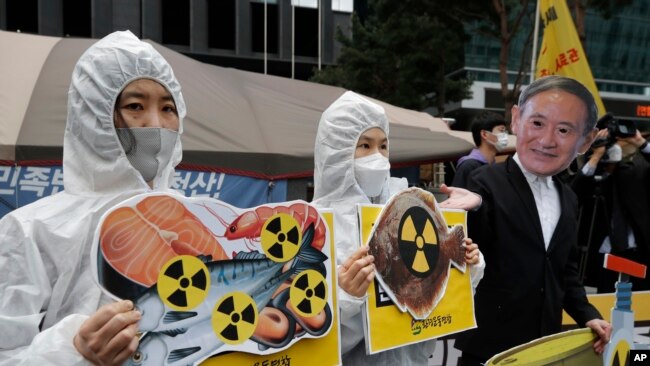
0,31,188,364
310,91,483,364
312,91,392,207
311,92,414,361
64,30,186,195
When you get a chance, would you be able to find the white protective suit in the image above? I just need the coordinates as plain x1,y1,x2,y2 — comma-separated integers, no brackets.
0,31,186,365
312,91,484,365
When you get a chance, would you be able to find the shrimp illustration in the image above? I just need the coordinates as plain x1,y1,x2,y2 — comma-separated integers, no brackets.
203,201,327,252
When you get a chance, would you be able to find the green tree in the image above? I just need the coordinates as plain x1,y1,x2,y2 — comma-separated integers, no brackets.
459,0,535,120
310,0,472,115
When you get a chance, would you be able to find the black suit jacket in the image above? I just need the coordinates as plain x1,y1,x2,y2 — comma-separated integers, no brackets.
456,156,601,360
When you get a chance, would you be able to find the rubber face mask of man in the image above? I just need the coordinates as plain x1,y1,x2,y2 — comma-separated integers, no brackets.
114,78,180,185
354,127,390,198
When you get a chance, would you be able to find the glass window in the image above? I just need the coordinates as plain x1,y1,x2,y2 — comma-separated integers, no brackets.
332,0,353,12
6,0,38,34
292,0,316,7
208,0,236,50
162,0,190,46
295,5,318,57
251,1,278,53
291,0,353,12
63,0,91,37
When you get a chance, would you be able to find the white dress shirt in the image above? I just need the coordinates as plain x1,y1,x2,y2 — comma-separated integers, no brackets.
513,154,560,249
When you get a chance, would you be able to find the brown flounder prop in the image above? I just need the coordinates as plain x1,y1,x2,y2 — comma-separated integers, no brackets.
368,187,466,320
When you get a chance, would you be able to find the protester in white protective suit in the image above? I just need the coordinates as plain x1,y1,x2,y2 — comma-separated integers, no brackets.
312,91,485,365
0,30,185,365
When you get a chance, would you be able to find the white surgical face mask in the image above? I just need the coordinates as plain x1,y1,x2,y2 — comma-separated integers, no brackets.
354,152,390,198
488,131,509,151
116,127,178,183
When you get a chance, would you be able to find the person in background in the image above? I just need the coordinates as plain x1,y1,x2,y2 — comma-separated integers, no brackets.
0,31,185,365
452,111,508,188
444,76,611,365
312,91,485,365
571,127,650,293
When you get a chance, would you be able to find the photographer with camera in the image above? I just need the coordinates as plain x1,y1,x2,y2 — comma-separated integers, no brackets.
571,114,650,293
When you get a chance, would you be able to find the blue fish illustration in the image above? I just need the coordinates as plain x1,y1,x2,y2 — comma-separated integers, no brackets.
127,225,327,365
136,224,325,333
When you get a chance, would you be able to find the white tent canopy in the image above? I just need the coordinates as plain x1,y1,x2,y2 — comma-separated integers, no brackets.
0,30,474,179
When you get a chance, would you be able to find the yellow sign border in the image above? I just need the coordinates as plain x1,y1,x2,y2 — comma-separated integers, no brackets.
359,204,476,354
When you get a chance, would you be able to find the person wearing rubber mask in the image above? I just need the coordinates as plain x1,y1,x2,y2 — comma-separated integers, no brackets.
0,30,185,365
312,91,485,364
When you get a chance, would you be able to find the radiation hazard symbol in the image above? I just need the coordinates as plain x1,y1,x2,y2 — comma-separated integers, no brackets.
212,292,258,345
398,206,439,278
157,255,210,311
261,213,302,262
289,269,328,317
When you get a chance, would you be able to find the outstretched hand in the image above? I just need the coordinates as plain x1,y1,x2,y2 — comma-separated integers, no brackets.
74,300,141,366
439,184,481,211
338,246,375,298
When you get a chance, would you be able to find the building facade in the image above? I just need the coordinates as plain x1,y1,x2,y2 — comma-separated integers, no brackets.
1,0,647,128
0,0,353,80
449,0,650,130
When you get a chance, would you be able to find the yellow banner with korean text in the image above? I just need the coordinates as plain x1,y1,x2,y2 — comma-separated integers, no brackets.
536,0,606,117
202,210,341,366
358,205,475,354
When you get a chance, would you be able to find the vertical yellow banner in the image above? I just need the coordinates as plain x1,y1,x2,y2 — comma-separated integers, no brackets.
359,205,475,354
203,210,341,366
536,0,606,117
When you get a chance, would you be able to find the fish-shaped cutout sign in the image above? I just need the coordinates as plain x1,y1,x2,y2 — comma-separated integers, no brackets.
367,187,466,320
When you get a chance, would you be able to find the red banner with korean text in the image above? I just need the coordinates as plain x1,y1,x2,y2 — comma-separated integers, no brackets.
536,0,606,117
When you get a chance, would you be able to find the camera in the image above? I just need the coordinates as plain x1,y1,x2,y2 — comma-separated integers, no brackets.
591,113,637,148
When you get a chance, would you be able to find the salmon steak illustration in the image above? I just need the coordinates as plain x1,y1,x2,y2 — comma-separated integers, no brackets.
99,195,228,287
368,187,466,320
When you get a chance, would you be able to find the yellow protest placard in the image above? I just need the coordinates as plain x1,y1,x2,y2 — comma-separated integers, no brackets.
359,205,475,354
